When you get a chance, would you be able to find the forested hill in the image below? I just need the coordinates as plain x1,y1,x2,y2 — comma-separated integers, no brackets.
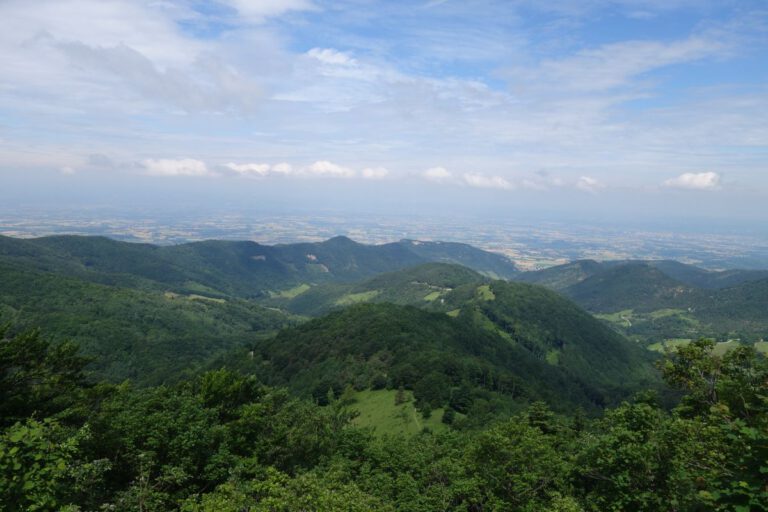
249,279,657,415
516,259,768,344
266,262,487,316
517,258,768,293
0,259,296,385
0,234,517,297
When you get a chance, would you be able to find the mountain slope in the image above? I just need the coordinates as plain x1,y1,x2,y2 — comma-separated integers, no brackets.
254,286,656,414
434,280,657,397
0,234,516,298
564,263,694,313
0,260,294,384
516,258,768,293
396,239,518,279
272,263,485,316
516,260,604,290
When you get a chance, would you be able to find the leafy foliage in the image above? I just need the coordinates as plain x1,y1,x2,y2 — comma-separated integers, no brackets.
1,326,766,511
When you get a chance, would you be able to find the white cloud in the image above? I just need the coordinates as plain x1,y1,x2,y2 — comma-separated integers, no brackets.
663,172,721,190
220,0,314,23
463,173,515,190
307,48,357,66
517,36,725,93
226,162,272,176
143,158,211,177
362,167,389,179
576,176,605,193
60,166,76,175
302,160,356,178
423,167,453,182
272,162,293,174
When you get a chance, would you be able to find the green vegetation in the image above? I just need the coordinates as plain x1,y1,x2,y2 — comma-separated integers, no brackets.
270,283,311,299
475,284,495,300
0,261,295,385
350,389,448,436
250,298,656,415
2,233,768,510
595,308,634,327
335,290,381,306
272,262,485,316
522,260,768,347
3,328,766,511
0,234,517,299
647,338,694,353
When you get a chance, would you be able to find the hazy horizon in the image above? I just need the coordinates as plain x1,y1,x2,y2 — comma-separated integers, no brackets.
1,0,767,230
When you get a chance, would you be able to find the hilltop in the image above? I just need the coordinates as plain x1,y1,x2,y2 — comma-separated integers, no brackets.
0,234,517,298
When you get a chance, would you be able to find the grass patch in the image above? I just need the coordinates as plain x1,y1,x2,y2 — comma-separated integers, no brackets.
350,389,448,436
271,283,311,299
595,309,634,328
182,281,225,296
713,340,739,357
647,338,692,353
476,284,495,301
649,308,686,319
335,290,380,306
446,309,460,318
423,291,442,302
188,294,226,304
755,341,768,354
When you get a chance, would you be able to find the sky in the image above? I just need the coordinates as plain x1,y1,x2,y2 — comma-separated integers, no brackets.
0,0,766,229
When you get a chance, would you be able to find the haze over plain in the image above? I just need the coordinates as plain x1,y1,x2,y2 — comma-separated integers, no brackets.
0,0,767,230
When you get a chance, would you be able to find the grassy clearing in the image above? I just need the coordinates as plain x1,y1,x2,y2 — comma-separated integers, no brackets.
648,338,744,356
595,309,634,328
188,294,226,304
755,341,768,354
713,340,739,357
335,290,381,306
476,284,495,301
648,338,692,353
350,389,448,436
183,281,225,296
164,291,226,304
649,308,686,319
446,309,460,317
271,283,311,299
423,291,442,302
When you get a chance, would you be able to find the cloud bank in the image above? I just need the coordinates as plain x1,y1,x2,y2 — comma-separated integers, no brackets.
663,172,721,190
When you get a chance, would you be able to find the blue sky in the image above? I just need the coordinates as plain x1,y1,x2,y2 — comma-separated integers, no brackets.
0,0,766,227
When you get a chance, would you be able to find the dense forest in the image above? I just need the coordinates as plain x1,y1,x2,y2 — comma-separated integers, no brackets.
1,235,767,510
2,327,766,511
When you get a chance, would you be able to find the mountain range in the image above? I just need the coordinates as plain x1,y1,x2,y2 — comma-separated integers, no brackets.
1,233,765,413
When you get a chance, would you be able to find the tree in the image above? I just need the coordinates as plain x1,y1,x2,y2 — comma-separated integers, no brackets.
0,327,90,428
395,385,407,405
0,419,80,511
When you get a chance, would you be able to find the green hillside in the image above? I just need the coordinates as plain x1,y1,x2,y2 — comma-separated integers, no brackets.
516,259,604,289
253,299,655,415
518,260,768,345
435,281,657,398
517,258,768,292
270,263,485,316
564,263,693,313
0,234,516,298
0,261,294,385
